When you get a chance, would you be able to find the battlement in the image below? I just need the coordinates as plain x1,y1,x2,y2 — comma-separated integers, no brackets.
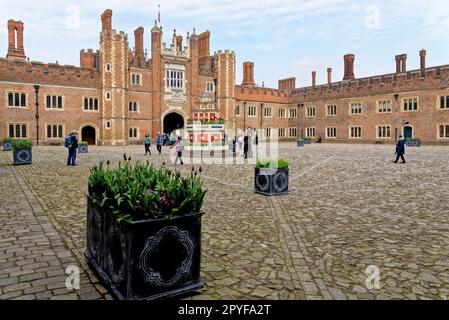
291,64,449,102
235,85,291,103
0,58,99,88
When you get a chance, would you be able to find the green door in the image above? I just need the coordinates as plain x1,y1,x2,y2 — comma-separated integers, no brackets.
404,126,413,139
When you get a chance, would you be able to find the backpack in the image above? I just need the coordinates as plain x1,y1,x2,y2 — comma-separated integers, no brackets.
64,135,72,148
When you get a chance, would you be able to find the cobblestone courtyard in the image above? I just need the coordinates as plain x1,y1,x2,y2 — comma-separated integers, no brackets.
1,143,449,300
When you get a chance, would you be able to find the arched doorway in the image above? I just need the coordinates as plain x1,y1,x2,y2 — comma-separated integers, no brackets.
163,112,184,134
82,126,96,145
404,125,413,139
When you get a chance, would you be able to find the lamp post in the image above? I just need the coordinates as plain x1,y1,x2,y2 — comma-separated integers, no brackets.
34,85,40,146
394,93,399,142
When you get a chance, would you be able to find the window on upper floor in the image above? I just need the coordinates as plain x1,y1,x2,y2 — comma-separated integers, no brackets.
129,101,138,112
131,74,141,85
83,98,99,111
306,106,316,118
350,103,362,115
235,105,240,116
278,108,286,118
166,69,184,89
327,105,337,116
403,97,418,112
7,92,27,108
289,108,297,118
439,96,449,110
264,107,272,118
378,100,392,113
206,82,215,93
46,95,63,110
248,106,257,117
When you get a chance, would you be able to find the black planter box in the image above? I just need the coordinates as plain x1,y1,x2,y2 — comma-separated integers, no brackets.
297,140,305,147
85,196,204,300
254,168,289,196
79,145,89,153
3,140,12,151
13,148,32,165
406,139,421,147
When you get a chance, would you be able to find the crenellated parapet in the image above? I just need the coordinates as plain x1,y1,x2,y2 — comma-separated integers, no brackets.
235,85,291,103
0,58,100,87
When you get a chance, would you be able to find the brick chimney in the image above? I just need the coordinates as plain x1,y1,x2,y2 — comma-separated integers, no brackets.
343,54,355,80
242,62,255,86
395,55,402,73
327,68,332,86
134,27,144,59
401,54,407,73
7,20,26,61
101,9,112,32
312,71,316,88
80,49,97,69
420,49,426,77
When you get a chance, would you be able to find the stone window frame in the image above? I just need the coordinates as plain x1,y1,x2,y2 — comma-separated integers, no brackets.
438,124,449,139
401,97,419,112
235,104,240,116
349,126,363,139
263,106,272,118
289,108,298,119
128,127,139,140
263,128,272,139
377,99,392,113
325,126,337,139
437,95,449,110
6,91,28,109
131,73,142,86
326,104,337,117
105,63,112,73
278,108,287,118
288,127,297,138
105,121,112,130
128,101,139,113
7,123,29,139
278,128,286,138
376,125,392,139
349,102,363,115
305,127,315,138
82,97,100,112
206,81,215,93
45,94,65,111
306,106,316,118
248,105,257,117
45,123,65,140
105,91,112,101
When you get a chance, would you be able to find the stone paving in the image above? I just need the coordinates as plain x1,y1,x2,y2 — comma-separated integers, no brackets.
1,143,449,300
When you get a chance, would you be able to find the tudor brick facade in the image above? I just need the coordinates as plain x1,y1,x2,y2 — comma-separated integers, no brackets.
1,9,449,146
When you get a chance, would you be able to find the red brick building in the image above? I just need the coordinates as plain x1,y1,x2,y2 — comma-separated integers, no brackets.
1,9,449,146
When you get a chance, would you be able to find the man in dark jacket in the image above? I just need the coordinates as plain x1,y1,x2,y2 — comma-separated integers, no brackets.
67,131,79,166
393,136,406,164
243,136,249,159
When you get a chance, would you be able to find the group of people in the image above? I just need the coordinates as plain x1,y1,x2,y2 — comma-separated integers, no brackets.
232,132,259,159
144,132,185,165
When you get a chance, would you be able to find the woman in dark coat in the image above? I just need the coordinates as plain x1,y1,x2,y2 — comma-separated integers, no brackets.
394,135,406,163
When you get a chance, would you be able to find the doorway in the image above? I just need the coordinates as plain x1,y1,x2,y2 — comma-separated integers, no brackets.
81,126,96,145
403,126,413,139
163,113,184,134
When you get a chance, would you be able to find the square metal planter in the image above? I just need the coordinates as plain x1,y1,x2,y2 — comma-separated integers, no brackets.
303,138,312,145
79,144,89,154
13,148,32,165
405,139,421,147
254,168,289,196
85,196,204,300
3,140,12,151
297,140,305,147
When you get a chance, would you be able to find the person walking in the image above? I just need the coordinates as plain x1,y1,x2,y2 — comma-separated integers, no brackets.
255,133,259,146
156,132,163,155
171,136,185,165
66,131,79,166
243,135,249,159
144,134,152,155
393,135,406,164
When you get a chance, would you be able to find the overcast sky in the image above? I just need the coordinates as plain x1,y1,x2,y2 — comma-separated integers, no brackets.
1,0,448,88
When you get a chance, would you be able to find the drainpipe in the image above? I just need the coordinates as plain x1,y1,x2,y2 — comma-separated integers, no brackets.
260,103,264,137
394,94,399,142
34,85,40,146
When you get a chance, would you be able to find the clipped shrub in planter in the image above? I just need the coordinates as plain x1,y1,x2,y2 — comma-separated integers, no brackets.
405,138,421,147
79,141,89,154
254,158,289,196
12,139,33,165
297,139,305,147
85,160,207,300
3,138,13,151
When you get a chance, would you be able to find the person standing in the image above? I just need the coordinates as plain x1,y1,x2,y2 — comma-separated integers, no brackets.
144,134,152,155
66,131,79,166
156,132,163,155
171,136,185,165
393,135,406,164
255,133,259,146
243,135,249,159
